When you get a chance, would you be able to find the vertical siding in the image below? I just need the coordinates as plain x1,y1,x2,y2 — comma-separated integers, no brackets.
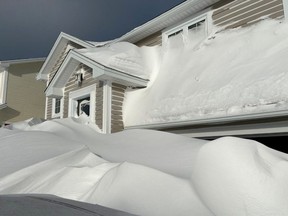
212,0,284,29
135,31,162,47
111,83,126,133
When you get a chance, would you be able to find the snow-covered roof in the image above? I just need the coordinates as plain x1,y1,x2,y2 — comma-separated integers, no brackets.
123,20,288,128
79,42,148,80
46,47,149,98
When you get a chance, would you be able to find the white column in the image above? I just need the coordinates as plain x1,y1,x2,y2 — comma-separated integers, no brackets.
102,80,112,134
283,0,288,20
0,64,9,109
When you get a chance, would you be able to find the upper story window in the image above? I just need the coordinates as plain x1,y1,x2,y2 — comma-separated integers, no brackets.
162,13,211,46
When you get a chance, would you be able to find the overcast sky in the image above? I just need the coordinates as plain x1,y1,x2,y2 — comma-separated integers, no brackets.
0,0,184,61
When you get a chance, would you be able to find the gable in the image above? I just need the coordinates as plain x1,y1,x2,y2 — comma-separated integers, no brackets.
36,32,95,81
45,50,148,98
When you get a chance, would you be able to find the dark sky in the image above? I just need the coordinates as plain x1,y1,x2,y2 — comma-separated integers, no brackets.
0,0,184,61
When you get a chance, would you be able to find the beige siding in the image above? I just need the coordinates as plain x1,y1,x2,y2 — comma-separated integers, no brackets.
96,82,103,130
46,97,53,119
212,0,284,29
111,83,126,133
0,61,46,124
135,31,162,47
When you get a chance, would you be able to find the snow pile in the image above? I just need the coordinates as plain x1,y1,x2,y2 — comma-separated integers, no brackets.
1,118,288,216
79,42,149,79
124,19,288,126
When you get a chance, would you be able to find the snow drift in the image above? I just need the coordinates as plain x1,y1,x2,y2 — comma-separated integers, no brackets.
124,19,288,126
1,117,288,216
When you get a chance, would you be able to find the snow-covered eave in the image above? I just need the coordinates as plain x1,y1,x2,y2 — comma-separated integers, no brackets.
37,32,95,81
45,50,148,98
116,0,220,44
125,109,288,136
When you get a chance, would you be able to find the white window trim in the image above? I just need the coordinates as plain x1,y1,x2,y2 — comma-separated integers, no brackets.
283,0,288,20
103,80,112,134
162,12,212,44
0,68,8,109
52,98,63,118
68,84,96,122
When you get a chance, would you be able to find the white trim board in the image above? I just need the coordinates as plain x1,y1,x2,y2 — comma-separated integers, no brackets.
0,69,8,108
283,0,288,19
68,84,96,123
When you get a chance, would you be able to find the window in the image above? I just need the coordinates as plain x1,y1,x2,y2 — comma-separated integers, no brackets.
52,98,63,118
68,84,96,122
188,20,205,31
168,29,183,38
162,13,211,45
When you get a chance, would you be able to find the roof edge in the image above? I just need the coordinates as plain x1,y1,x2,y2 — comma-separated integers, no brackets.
37,32,95,81
0,57,46,66
125,109,288,130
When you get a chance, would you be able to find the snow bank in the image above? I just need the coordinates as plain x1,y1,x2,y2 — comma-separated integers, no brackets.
1,118,288,215
79,42,149,79
124,19,288,126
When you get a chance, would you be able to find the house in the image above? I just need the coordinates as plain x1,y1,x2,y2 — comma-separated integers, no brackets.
0,58,46,126
37,0,288,143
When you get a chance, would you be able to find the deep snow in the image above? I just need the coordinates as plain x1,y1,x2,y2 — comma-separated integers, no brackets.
1,117,288,216
123,19,288,126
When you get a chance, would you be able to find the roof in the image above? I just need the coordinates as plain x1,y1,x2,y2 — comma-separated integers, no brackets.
37,0,221,82
36,32,95,81
45,49,148,98
0,57,45,68
117,0,221,43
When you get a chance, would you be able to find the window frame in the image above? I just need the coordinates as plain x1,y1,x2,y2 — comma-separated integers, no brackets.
52,98,63,118
162,13,211,44
68,84,96,122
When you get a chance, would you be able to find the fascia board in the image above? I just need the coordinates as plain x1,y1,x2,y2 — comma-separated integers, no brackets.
1,58,45,65
103,67,148,87
125,109,288,130
46,87,63,98
45,51,80,96
37,32,95,81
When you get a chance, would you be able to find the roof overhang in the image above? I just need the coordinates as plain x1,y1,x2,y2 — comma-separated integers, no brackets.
117,0,221,43
37,32,95,81
45,50,149,98
0,58,45,66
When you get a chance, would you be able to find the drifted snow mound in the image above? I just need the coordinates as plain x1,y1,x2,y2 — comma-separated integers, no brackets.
79,42,148,79
1,118,288,216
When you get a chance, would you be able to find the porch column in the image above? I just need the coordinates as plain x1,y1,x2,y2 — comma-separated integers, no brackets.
102,80,112,134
